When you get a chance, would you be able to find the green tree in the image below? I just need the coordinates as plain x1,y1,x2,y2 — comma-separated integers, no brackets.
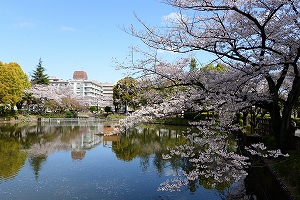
189,58,197,71
113,77,139,113
0,62,31,107
31,58,49,85
16,91,35,111
200,63,227,72
89,106,97,113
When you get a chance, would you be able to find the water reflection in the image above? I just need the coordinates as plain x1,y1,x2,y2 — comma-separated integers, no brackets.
0,134,27,183
0,121,267,199
0,120,105,183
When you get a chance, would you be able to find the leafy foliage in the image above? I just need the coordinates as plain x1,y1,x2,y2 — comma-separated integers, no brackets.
113,77,139,112
0,61,30,107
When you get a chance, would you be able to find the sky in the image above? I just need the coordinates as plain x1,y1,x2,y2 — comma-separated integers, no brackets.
0,0,214,84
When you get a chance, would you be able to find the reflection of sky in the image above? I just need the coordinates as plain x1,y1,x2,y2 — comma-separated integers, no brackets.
0,124,240,200
1,144,219,200
164,168,179,176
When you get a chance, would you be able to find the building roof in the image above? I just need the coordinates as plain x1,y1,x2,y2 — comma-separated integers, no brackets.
73,71,88,80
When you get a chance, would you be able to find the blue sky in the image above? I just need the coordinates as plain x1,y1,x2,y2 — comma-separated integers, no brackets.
0,0,214,84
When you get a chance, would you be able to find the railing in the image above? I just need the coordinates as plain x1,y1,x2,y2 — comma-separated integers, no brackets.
40,117,102,122
38,118,112,126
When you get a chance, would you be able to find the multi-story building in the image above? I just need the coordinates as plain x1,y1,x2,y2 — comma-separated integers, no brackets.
49,71,114,107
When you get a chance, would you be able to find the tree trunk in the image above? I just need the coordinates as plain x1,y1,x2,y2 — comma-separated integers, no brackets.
242,111,248,126
268,101,282,148
268,81,300,149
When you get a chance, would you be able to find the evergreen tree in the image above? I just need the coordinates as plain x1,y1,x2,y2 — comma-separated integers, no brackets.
189,58,197,71
31,58,49,85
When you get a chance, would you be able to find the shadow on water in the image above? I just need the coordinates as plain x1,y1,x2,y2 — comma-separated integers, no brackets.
234,130,291,200
244,166,291,200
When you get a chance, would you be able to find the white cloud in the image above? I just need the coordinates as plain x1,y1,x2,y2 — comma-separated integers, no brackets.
163,12,187,23
157,49,177,54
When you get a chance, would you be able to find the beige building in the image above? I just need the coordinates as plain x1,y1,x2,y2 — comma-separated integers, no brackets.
49,71,114,106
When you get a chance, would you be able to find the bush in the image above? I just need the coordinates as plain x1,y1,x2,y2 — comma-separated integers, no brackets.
65,110,77,118
89,106,97,112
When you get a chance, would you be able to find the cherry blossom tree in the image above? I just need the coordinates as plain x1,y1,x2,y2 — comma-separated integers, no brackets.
113,0,298,192
27,85,87,113
120,0,300,150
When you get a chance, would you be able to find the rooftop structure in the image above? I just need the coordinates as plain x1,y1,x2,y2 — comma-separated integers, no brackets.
73,71,88,80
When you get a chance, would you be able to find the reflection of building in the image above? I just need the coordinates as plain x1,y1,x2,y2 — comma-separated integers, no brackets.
71,151,86,160
103,135,120,148
71,127,103,147
70,125,103,160
49,71,114,106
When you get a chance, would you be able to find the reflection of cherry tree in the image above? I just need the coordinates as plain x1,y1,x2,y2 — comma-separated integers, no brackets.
158,122,249,192
26,137,70,157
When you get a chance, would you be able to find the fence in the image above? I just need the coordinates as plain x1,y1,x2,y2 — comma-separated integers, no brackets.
256,118,273,136
38,117,112,126
255,118,300,150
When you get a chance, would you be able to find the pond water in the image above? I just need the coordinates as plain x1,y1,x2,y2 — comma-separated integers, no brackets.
0,120,281,199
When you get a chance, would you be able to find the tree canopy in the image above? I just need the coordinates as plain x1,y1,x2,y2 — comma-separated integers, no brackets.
113,77,139,113
0,62,31,107
31,58,49,85
118,1,300,150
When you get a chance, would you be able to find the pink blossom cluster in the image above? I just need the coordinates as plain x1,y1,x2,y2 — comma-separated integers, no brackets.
26,85,91,111
245,143,289,158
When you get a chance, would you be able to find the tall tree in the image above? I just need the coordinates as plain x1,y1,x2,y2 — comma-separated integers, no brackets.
31,58,49,85
0,62,31,107
189,58,197,71
126,1,300,150
113,77,139,113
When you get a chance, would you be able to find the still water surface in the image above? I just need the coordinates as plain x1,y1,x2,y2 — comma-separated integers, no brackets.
0,120,260,199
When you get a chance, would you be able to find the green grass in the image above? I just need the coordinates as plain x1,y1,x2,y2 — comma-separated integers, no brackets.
106,114,126,119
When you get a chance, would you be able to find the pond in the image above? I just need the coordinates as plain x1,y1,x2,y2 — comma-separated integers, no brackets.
0,119,285,199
